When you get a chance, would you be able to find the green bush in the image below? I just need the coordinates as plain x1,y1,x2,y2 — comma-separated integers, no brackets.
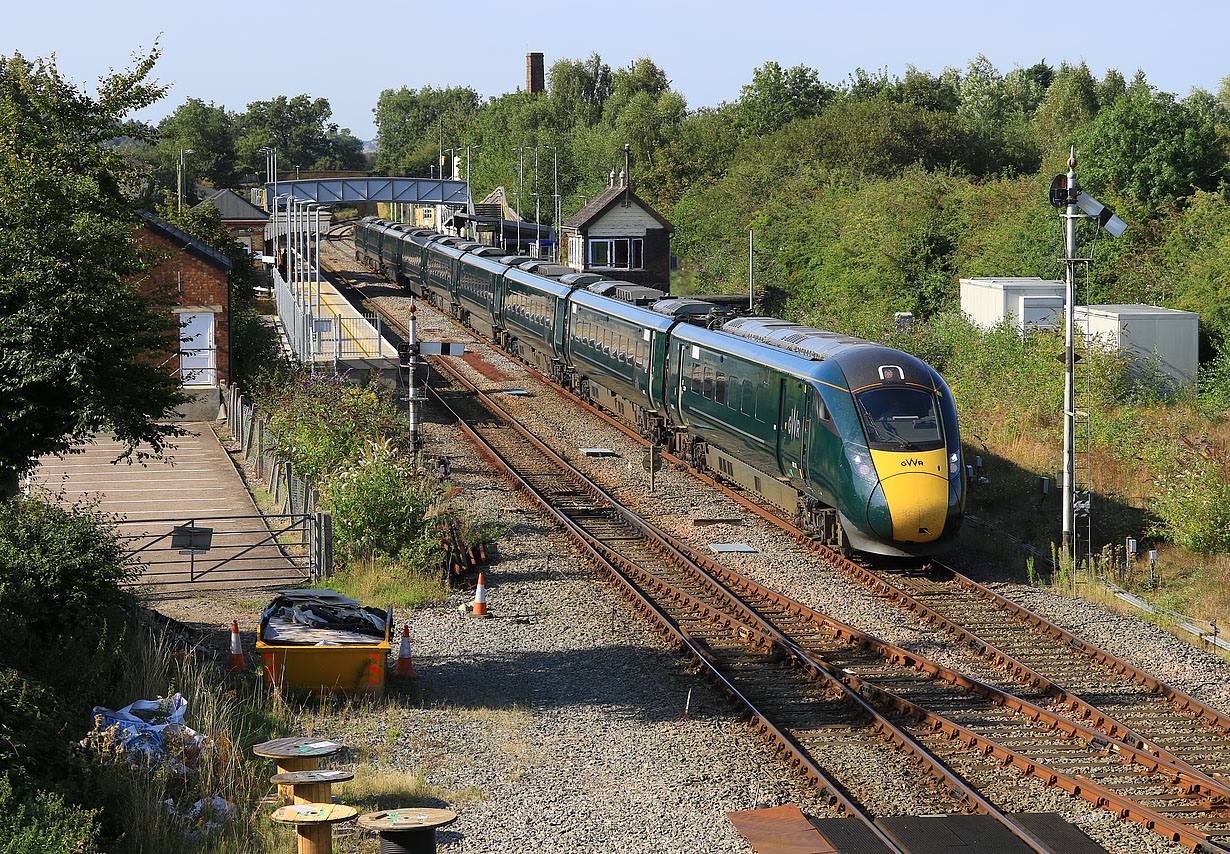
0,669,74,797
0,497,136,673
324,445,443,563
263,374,411,483
1150,455,1230,553
0,775,100,854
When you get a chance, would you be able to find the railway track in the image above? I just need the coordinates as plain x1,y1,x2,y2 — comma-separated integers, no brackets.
390,309,1064,853
318,230,1230,851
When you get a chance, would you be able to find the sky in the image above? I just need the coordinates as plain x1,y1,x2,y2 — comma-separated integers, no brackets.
4,0,1228,140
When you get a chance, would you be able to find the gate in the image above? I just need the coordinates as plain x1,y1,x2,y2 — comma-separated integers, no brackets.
120,511,332,586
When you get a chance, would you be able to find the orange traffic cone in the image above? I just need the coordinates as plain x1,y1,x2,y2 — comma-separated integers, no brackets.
228,621,244,672
393,625,418,679
469,572,489,618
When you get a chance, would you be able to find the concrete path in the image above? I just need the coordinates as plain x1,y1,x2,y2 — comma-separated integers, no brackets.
31,424,310,592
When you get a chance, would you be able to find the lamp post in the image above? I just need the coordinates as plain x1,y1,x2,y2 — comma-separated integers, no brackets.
258,147,272,209
289,196,299,304
177,148,194,212
532,146,540,225
511,147,525,222
464,144,479,218
543,144,557,259
275,194,289,282
311,202,322,319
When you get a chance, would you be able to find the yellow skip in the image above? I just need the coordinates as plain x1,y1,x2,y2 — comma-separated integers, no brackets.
869,448,949,543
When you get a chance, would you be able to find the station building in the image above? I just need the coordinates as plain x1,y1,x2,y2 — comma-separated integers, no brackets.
134,210,233,419
194,187,269,255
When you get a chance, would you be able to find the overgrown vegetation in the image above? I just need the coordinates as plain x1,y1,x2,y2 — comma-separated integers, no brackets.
0,496,272,853
254,372,494,606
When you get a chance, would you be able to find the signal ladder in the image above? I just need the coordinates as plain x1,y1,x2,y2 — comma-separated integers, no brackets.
1072,265,1094,567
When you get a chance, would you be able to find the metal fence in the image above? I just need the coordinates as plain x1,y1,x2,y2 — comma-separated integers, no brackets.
227,385,318,518
273,269,385,366
121,513,320,584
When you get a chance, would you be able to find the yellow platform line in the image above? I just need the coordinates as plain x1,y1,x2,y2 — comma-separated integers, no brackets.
293,282,394,360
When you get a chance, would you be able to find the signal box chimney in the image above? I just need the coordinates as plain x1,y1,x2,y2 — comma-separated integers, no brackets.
526,52,545,94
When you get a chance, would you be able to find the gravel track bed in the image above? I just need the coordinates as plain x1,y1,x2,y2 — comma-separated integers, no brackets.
221,242,1217,853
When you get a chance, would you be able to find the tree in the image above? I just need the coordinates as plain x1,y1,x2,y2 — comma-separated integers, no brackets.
1184,87,1230,129
735,61,834,137
956,55,1010,172
372,85,480,175
548,53,612,127
603,57,672,125
1074,89,1225,209
236,94,365,175
0,47,187,495
155,97,238,193
1035,62,1100,151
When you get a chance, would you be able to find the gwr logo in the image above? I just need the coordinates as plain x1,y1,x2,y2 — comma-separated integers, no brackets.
901,459,925,467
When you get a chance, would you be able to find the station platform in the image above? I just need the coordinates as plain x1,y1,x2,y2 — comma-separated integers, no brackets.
275,271,398,372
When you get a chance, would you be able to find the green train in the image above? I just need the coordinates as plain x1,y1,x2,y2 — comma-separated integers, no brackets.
355,217,965,555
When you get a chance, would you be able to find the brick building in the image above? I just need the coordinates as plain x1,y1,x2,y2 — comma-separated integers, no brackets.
193,188,269,255
561,174,675,291
134,210,233,419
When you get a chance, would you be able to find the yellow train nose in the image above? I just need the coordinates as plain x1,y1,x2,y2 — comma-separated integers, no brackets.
869,449,949,543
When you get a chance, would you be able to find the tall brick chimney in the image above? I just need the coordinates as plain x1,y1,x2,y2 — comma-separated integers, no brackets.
526,52,545,94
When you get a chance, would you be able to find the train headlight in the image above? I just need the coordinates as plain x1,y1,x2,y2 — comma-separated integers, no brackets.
949,453,960,475
845,445,877,483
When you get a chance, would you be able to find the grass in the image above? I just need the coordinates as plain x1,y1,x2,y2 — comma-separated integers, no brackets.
955,387,1230,655
82,620,290,854
320,554,448,610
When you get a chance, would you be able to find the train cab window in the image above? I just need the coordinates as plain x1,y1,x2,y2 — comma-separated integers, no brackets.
715,372,726,404
815,395,831,421
856,387,943,450
703,368,713,399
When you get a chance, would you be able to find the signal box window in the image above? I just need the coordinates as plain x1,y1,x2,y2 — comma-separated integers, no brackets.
588,238,645,271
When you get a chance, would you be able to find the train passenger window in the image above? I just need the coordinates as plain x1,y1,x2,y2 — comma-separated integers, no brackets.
691,363,701,392
603,330,611,355
703,368,713,399
741,380,755,416
728,378,740,410
715,372,726,404
635,338,644,368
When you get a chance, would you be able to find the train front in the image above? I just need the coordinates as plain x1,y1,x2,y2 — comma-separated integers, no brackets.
835,350,964,556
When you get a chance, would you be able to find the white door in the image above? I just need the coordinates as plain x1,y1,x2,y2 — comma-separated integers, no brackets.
179,312,217,385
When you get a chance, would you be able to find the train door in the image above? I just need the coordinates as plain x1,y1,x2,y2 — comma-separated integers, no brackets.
633,329,650,401
777,378,810,482
673,341,689,425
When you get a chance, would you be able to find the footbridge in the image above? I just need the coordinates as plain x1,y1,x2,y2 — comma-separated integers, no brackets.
264,177,470,207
